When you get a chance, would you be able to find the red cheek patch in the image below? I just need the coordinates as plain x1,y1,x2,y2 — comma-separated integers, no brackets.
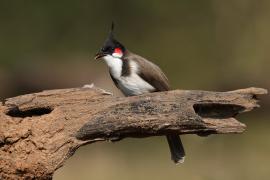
114,48,122,54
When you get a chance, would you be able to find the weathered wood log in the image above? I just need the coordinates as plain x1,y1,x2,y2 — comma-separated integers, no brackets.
0,85,267,179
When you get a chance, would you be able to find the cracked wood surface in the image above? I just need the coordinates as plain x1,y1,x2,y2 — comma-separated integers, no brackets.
0,86,267,179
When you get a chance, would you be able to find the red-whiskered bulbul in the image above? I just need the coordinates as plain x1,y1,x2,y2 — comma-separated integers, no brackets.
95,24,185,164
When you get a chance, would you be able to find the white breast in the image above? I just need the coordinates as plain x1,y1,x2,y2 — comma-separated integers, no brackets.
118,73,155,96
103,55,123,78
102,55,155,96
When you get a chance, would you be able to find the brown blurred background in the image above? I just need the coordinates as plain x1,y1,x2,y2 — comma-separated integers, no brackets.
1,1,269,180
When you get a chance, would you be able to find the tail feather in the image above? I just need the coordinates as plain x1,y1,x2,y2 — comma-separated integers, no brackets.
166,135,185,164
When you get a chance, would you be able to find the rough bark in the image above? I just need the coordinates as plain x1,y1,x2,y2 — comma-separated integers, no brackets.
0,85,267,179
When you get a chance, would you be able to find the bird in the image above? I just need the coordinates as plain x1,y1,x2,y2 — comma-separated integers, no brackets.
94,23,185,164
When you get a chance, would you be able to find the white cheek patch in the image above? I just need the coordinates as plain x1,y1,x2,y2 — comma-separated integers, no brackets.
112,52,123,58
103,55,123,78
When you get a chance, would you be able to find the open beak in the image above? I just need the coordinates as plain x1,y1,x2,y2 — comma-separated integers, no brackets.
94,52,107,60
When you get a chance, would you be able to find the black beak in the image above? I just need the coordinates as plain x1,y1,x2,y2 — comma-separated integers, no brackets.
94,52,107,60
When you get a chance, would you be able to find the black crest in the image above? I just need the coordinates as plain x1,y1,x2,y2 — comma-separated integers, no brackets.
101,22,125,54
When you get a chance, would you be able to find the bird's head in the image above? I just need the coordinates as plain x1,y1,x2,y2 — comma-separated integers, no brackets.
95,23,126,60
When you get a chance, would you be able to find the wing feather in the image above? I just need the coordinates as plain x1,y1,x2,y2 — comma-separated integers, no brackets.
125,52,170,92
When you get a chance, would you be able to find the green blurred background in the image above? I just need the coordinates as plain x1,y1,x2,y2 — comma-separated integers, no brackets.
1,1,269,180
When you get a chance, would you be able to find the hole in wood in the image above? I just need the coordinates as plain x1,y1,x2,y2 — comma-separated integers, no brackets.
6,106,53,118
193,103,245,119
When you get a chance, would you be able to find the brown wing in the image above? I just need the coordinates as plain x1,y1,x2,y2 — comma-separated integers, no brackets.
125,51,170,92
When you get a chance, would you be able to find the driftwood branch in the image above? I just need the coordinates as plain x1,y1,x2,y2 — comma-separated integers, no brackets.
0,86,267,179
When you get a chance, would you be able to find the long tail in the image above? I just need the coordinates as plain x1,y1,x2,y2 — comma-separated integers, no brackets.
166,135,185,164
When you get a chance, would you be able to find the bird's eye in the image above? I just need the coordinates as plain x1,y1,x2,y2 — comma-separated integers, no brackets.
102,47,108,52
102,46,114,53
